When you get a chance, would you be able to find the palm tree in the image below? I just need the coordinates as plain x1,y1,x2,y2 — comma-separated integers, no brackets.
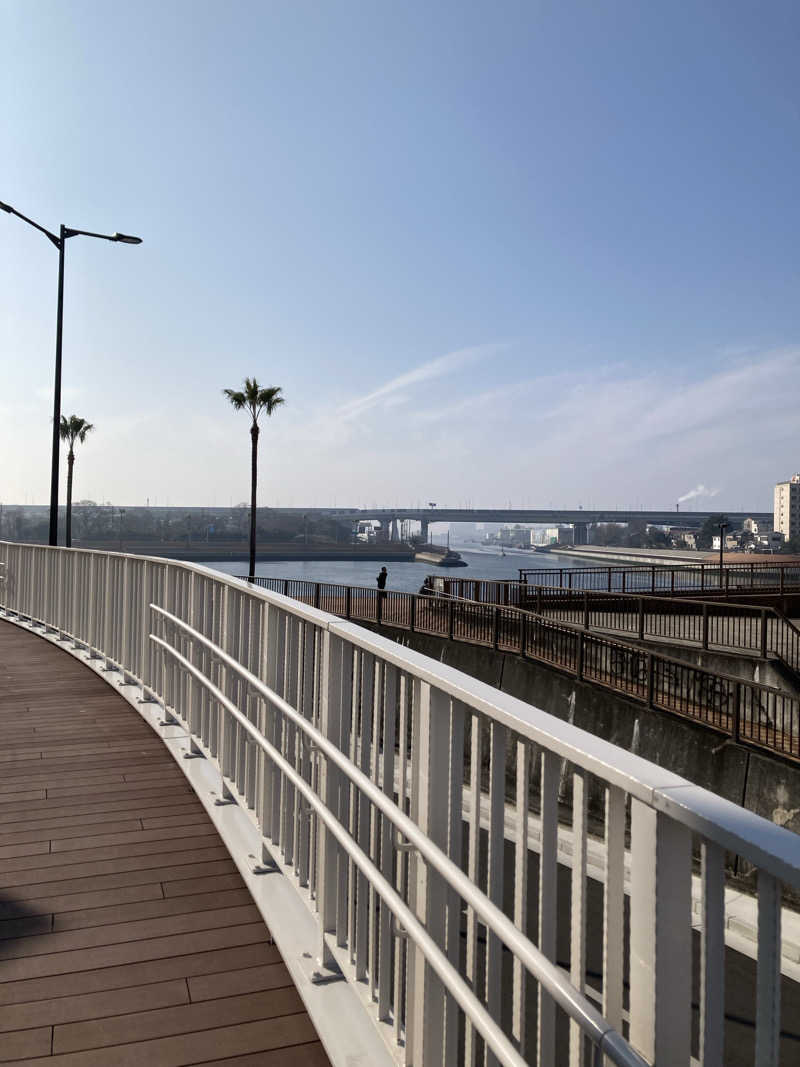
59,415,95,548
223,379,284,578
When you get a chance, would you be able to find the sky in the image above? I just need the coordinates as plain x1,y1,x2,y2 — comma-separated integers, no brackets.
2,0,799,511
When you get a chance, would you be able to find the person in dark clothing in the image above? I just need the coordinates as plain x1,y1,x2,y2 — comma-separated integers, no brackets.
376,566,388,606
418,576,434,596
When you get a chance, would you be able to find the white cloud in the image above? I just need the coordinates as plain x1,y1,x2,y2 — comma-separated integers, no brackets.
337,343,507,420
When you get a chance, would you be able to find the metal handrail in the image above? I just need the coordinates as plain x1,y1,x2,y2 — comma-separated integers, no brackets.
151,606,646,1067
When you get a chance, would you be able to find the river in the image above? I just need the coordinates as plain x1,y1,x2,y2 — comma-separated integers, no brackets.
204,546,584,593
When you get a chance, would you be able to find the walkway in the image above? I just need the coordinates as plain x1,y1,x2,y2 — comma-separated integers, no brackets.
0,620,329,1066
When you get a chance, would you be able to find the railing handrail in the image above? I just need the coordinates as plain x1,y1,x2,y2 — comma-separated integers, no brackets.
151,605,645,1067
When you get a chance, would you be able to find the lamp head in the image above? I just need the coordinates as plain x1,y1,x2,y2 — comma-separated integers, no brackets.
113,232,142,244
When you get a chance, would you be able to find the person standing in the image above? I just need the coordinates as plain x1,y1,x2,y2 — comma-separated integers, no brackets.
376,566,388,605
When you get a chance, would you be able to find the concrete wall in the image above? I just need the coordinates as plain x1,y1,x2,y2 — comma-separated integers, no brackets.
361,621,800,836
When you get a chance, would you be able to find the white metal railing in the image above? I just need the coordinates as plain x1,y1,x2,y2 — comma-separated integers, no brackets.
1,542,799,1066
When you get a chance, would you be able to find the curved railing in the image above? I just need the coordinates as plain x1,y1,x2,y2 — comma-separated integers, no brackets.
2,541,800,1066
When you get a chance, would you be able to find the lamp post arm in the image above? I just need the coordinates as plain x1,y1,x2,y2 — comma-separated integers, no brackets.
0,201,60,248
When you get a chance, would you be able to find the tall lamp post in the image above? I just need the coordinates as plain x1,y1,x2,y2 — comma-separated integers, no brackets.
0,200,141,546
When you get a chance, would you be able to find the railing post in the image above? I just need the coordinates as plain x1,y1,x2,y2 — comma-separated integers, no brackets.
733,681,741,743
345,586,351,619
671,568,675,595
607,567,612,592
700,564,705,593
638,597,645,641
576,631,584,680
493,605,499,649
583,591,589,630
647,652,654,707
780,567,785,596
536,586,543,615
760,610,768,659
651,566,656,593
725,569,730,595
629,801,692,1065
409,594,416,632
447,598,454,640
314,583,321,609
283,578,289,596
376,590,383,627
621,572,626,594
702,603,709,650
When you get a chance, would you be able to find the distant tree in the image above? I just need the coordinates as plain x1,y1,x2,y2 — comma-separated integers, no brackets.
59,415,95,548
223,379,285,578
695,513,730,551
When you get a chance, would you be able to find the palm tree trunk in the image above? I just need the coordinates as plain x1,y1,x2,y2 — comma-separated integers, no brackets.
66,451,75,548
249,424,259,579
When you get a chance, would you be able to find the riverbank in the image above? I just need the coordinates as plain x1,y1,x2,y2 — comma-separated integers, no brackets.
70,540,416,563
544,545,718,565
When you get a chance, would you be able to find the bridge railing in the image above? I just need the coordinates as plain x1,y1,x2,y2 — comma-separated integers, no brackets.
3,542,800,1065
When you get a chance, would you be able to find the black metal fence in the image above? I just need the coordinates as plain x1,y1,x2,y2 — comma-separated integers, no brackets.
241,575,800,763
517,560,800,594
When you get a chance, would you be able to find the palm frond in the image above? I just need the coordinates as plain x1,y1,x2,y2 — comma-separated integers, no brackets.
224,380,285,424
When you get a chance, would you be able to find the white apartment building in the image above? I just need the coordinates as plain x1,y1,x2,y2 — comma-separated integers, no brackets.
774,474,800,541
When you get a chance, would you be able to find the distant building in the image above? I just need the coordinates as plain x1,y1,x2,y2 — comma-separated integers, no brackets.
774,475,800,541
743,517,759,534
669,527,697,550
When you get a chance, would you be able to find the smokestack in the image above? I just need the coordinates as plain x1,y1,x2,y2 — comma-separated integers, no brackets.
676,502,680,513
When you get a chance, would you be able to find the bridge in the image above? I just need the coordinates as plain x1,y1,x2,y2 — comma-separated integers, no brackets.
1,542,798,1065
265,506,775,539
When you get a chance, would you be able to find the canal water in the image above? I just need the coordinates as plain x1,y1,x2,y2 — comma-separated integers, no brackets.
204,547,585,593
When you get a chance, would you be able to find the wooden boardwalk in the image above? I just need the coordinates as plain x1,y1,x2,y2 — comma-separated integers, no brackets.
0,620,329,1066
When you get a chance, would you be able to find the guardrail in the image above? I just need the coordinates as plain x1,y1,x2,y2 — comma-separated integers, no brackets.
517,560,800,594
2,542,800,1065
243,575,800,762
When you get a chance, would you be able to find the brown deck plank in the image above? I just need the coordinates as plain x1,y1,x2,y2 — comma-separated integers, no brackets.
0,620,330,1065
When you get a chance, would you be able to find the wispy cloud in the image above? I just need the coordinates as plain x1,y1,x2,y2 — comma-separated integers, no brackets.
337,343,507,420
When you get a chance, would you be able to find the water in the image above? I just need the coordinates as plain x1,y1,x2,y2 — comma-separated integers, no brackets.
204,546,585,593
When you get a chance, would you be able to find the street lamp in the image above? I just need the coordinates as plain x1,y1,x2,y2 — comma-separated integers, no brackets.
0,200,141,546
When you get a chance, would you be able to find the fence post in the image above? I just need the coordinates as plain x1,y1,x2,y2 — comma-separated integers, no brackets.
519,611,526,655
493,605,499,650
314,583,321,609
283,578,289,596
376,590,383,626
781,567,785,597
345,586,351,619
447,598,454,640
637,598,645,641
576,631,584,680
583,591,589,630
702,604,709,650
410,594,416,632
651,566,656,593
760,610,768,659
647,653,655,707
536,586,543,615
733,682,741,743
671,569,675,595
725,569,730,595
607,567,612,592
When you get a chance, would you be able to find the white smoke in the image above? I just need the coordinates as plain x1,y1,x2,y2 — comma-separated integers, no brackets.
677,484,720,504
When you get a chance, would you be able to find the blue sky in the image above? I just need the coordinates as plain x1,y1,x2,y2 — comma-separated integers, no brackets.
2,0,799,510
